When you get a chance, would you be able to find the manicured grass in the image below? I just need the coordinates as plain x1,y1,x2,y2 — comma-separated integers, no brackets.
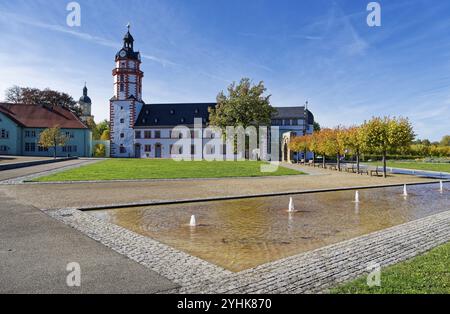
34,159,303,182
365,161,450,173
331,241,450,294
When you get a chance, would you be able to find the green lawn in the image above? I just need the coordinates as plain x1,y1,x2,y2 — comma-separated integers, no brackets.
34,159,303,182
365,161,450,173
331,241,450,294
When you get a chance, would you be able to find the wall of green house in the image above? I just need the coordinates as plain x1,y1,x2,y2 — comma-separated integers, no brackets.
0,112,22,155
21,128,92,157
0,112,92,157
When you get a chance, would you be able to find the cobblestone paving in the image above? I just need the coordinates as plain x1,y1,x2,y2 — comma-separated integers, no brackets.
47,207,450,294
47,208,232,287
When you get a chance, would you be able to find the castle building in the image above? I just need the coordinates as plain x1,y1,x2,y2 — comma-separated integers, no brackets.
110,26,314,160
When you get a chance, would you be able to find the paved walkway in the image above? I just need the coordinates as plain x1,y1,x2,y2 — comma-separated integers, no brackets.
0,159,97,182
47,205,450,294
0,164,435,210
0,193,177,293
1,161,448,294
0,155,55,165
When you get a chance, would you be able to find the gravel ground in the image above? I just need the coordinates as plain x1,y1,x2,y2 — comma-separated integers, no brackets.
0,164,436,210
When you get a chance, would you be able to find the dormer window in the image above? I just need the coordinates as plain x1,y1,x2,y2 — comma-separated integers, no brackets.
180,118,185,123
154,118,159,123
170,110,175,115
194,109,199,114
145,110,149,115
142,118,146,123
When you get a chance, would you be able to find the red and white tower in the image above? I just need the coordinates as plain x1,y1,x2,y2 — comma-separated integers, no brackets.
110,24,144,157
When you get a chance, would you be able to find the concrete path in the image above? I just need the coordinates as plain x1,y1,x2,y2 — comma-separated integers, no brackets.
0,193,178,293
0,159,96,182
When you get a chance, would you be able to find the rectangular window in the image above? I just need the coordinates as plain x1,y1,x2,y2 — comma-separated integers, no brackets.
119,146,126,154
65,131,74,139
38,146,48,152
120,84,124,92
144,131,151,139
144,145,151,152
120,133,124,138
154,131,161,138
1,129,8,139
135,131,141,139
120,118,125,124
0,145,8,152
25,143,36,152
191,144,195,155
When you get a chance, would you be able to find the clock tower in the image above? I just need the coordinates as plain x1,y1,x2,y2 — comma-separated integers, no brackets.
110,24,144,157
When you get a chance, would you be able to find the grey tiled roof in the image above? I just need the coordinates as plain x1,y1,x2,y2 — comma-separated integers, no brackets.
273,107,315,124
134,103,314,127
134,103,215,127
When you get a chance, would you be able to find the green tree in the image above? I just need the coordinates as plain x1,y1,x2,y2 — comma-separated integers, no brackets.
440,135,450,147
5,86,80,116
362,117,415,177
94,144,106,157
100,129,110,141
96,120,110,140
313,122,321,132
39,127,69,158
209,78,275,130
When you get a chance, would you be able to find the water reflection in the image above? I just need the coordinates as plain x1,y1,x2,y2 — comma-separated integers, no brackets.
89,183,449,272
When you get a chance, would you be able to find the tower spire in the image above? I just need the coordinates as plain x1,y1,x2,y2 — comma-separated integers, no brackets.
123,22,134,50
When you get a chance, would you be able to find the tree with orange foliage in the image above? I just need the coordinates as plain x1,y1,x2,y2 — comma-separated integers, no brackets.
343,126,365,173
289,135,310,163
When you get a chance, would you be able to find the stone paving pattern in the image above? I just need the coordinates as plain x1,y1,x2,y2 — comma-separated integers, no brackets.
48,206,450,294
47,208,232,287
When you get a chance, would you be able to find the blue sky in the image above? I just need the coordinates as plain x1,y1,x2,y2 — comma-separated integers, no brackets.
0,0,449,141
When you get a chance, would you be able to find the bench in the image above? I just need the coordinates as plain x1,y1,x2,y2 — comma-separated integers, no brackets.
369,166,381,177
359,165,369,175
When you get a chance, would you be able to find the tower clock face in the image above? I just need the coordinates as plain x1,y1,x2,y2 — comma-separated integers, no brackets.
119,50,126,57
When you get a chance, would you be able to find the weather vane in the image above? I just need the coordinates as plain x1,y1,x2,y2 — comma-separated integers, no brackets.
126,22,131,31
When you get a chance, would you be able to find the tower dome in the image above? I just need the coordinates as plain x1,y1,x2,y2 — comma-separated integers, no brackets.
79,85,92,104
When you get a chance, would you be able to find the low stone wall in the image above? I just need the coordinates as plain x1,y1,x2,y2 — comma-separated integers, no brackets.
0,157,78,171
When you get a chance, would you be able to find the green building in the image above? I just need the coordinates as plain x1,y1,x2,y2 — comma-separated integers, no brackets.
0,103,92,157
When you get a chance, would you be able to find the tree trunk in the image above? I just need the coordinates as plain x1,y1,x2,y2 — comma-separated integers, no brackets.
304,149,307,165
382,151,387,178
337,154,341,171
356,151,360,174
312,152,315,166
322,154,326,168
53,136,57,159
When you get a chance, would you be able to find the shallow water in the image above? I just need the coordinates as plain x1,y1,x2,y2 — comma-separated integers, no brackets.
89,183,449,272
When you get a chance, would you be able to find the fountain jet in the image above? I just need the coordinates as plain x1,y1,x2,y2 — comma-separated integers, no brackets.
355,191,360,203
403,184,408,197
288,197,295,212
440,181,444,193
189,215,197,227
